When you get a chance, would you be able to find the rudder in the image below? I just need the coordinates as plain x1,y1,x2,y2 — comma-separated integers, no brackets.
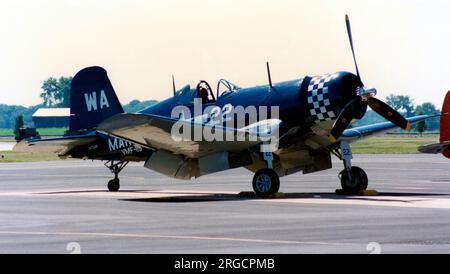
69,66,124,132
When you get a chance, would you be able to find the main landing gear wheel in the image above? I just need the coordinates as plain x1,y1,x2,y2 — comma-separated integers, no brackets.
339,166,368,193
332,141,369,193
108,178,120,192
252,168,280,198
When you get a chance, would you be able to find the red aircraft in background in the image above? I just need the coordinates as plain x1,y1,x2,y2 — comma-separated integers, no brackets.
419,91,450,157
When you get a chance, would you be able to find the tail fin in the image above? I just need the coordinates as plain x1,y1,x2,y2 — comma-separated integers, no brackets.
440,91,450,158
69,66,124,132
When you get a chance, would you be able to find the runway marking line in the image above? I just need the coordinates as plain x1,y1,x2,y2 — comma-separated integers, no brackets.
0,231,348,246
265,196,450,209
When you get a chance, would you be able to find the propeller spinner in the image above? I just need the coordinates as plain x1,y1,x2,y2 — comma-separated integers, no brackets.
329,15,411,142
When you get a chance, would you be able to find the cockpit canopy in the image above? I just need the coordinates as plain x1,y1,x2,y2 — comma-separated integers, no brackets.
216,79,241,98
174,79,241,105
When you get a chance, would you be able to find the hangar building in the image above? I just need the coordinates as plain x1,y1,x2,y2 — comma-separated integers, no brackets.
32,108,70,128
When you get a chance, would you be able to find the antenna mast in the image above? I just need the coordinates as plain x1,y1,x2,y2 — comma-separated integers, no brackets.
172,75,176,96
266,62,273,88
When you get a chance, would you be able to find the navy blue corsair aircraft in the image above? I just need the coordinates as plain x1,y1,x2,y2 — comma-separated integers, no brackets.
16,15,432,197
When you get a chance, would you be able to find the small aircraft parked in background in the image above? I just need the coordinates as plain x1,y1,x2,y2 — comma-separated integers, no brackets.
419,91,450,157
16,15,433,197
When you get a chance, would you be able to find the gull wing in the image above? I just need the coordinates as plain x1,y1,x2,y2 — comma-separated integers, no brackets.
97,113,282,158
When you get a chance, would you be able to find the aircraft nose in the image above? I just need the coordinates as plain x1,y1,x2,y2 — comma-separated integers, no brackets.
306,72,361,124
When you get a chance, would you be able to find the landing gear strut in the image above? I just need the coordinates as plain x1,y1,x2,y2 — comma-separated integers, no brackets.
333,141,368,193
252,147,280,198
104,160,129,192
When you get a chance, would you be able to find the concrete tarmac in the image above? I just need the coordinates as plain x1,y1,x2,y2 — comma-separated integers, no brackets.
0,154,449,253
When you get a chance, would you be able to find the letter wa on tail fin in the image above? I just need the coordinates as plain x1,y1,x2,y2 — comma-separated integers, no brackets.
69,66,124,132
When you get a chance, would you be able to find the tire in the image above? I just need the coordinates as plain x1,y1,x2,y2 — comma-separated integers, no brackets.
340,166,368,192
108,178,120,192
353,166,368,190
252,168,280,198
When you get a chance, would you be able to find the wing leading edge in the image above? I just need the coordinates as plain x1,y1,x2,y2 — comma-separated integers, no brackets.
340,114,435,142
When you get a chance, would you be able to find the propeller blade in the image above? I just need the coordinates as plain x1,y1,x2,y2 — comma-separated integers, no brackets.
367,97,411,130
345,14,362,85
329,96,362,142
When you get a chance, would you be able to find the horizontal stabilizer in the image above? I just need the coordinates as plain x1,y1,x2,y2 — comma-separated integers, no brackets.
13,132,97,155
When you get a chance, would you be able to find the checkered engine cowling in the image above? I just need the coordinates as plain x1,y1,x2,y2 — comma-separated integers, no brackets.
307,73,339,123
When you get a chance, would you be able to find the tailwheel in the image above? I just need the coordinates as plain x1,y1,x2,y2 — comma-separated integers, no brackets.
108,178,120,192
252,168,280,198
339,166,368,193
104,160,129,192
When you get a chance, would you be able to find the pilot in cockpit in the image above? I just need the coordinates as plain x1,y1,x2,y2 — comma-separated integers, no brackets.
198,87,210,104
196,81,215,104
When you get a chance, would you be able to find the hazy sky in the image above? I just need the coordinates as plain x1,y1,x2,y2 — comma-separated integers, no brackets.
1,0,450,107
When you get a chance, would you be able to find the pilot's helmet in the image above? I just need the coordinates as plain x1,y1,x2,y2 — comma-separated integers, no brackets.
199,87,208,97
